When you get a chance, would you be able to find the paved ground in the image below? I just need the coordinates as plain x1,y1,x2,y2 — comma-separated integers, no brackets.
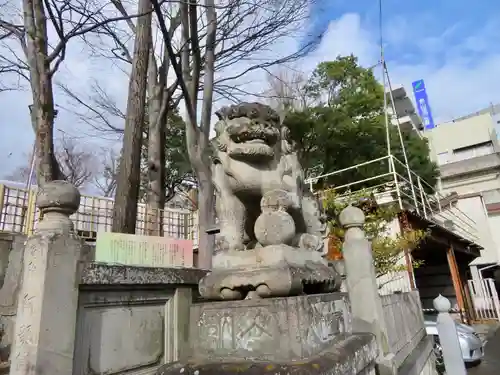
467,325,500,375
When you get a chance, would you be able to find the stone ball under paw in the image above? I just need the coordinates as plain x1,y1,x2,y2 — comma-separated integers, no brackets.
254,210,295,246
260,189,296,212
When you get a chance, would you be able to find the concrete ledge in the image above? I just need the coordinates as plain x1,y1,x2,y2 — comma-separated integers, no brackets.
156,333,377,375
440,153,500,179
392,328,426,369
0,233,18,242
397,336,434,375
78,262,208,286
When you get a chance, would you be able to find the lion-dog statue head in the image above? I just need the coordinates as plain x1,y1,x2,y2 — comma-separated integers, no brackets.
213,102,289,163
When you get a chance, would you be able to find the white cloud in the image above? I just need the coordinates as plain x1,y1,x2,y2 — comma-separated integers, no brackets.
304,13,378,68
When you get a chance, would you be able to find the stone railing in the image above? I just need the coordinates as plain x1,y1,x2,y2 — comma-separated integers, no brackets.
381,291,427,369
340,205,437,375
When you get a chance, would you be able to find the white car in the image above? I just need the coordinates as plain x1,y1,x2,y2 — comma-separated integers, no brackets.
424,314,484,365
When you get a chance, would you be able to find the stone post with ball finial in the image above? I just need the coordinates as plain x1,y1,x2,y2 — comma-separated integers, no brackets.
339,205,395,374
10,181,84,375
433,294,467,375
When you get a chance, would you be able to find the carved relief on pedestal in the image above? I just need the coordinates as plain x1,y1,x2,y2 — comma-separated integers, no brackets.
190,293,351,362
202,307,280,354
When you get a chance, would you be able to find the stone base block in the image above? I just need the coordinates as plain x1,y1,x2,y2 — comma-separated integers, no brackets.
199,245,341,300
156,333,377,375
212,244,327,269
190,293,351,362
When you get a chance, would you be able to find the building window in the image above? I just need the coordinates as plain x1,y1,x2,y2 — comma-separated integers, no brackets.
437,152,450,165
452,141,494,162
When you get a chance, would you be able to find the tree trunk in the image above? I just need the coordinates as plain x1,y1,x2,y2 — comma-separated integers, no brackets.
23,0,63,185
145,25,174,236
112,0,152,233
150,0,216,267
145,86,166,236
185,0,217,269
196,175,215,269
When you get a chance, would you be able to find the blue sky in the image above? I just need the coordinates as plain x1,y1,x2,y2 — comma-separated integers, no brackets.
304,0,495,58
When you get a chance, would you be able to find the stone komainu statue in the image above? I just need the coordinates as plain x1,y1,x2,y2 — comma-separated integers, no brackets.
211,102,325,252
200,102,340,300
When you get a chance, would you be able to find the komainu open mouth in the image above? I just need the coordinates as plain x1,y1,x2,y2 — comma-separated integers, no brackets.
246,139,266,144
230,128,278,145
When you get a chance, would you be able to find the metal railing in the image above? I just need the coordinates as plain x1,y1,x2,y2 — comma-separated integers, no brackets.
305,154,479,245
0,182,198,245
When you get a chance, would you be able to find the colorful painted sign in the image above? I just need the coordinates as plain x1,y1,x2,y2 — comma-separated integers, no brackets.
95,232,194,268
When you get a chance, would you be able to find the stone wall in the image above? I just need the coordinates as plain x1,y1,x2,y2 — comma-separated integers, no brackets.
380,291,436,375
0,233,25,359
74,263,206,375
381,291,427,368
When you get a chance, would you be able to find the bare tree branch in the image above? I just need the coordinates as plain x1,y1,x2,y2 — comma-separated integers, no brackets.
93,147,120,197
62,0,313,134
266,67,309,117
57,134,96,188
58,81,124,133
3,133,98,190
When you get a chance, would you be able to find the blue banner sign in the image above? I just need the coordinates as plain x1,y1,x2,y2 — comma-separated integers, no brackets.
412,79,436,130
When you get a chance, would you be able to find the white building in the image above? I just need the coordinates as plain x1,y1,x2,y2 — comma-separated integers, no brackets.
425,105,500,285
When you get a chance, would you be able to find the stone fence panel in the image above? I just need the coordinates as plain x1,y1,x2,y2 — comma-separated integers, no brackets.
381,291,427,369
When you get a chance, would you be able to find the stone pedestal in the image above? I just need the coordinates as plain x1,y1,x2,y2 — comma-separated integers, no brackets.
200,246,341,300
10,181,82,375
156,293,377,375
192,293,351,361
